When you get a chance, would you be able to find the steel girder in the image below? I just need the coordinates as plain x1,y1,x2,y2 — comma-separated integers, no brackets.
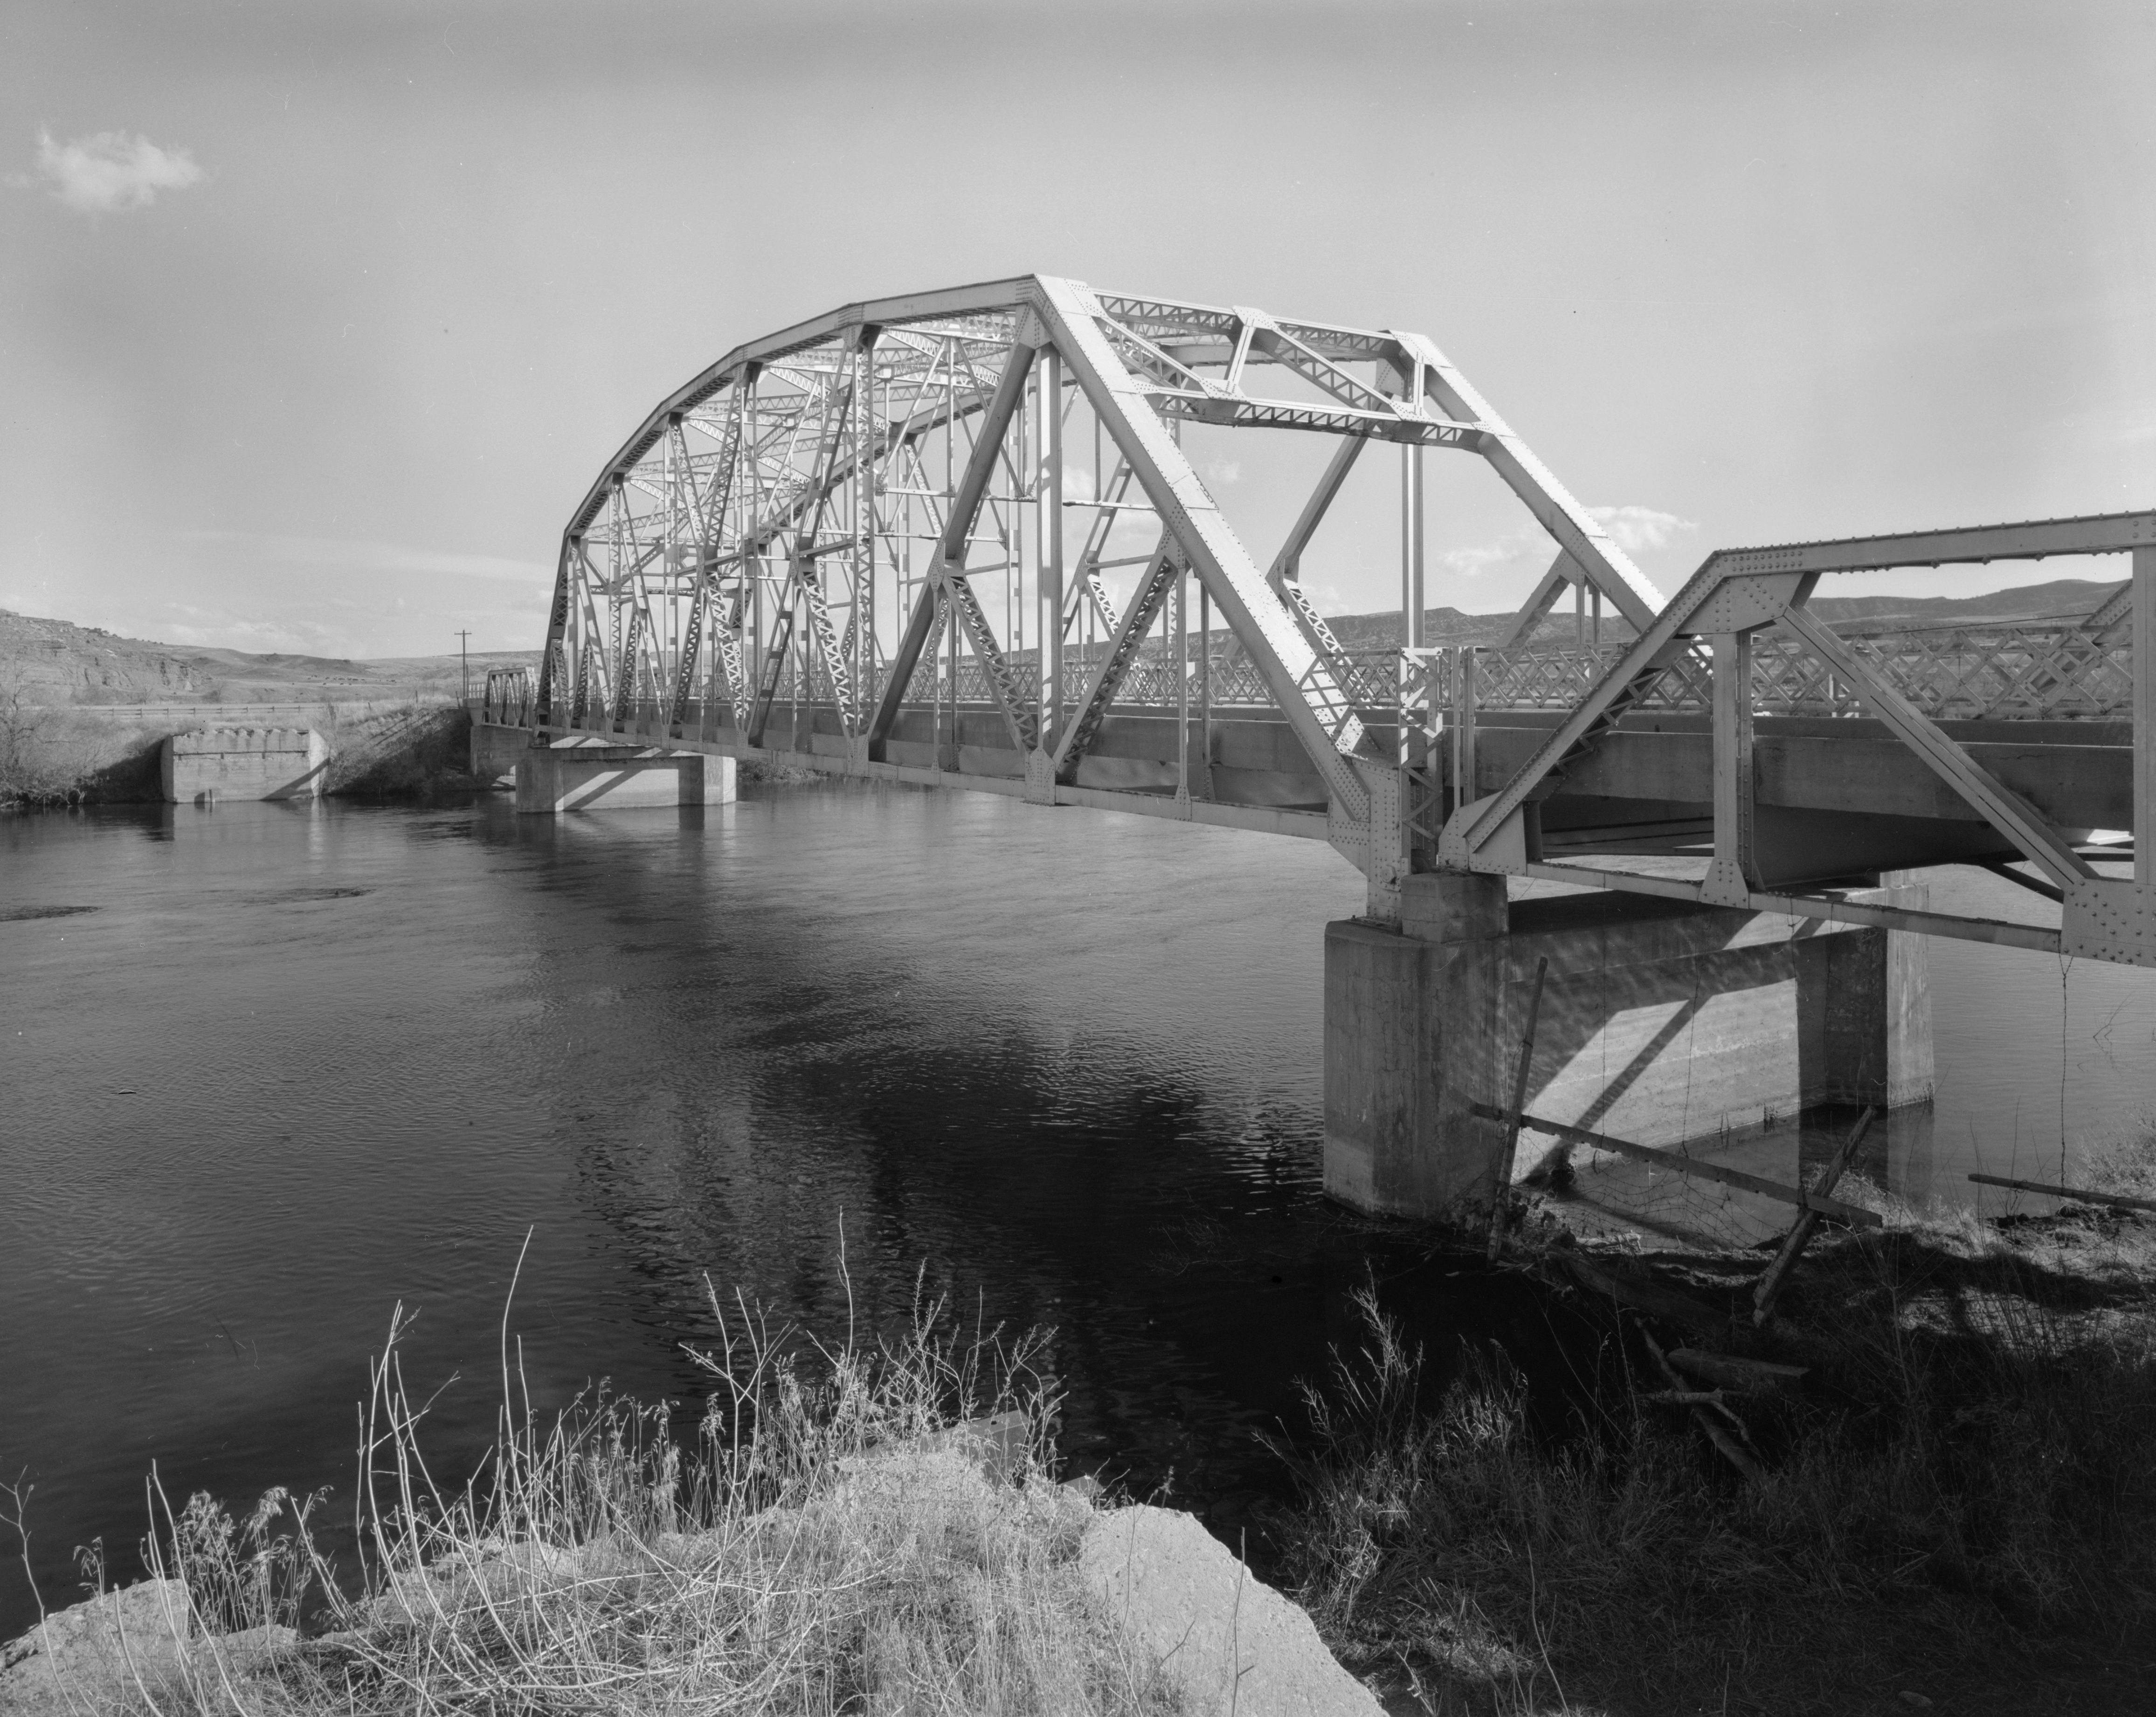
1438,510,2156,965
537,274,1668,908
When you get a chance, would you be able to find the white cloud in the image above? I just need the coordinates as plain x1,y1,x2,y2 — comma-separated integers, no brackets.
1205,457,1242,487
25,128,204,214
1587,504,1699,555
1434,505,1700,581
1437,537,1537,581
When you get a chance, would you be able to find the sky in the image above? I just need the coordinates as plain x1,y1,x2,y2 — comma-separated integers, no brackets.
2,0,2152,660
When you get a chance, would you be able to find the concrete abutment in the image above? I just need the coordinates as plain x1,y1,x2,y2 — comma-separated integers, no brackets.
160,727,329,803
1323,872,1934,1221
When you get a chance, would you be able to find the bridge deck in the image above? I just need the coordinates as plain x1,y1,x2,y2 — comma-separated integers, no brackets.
509,686,2134,881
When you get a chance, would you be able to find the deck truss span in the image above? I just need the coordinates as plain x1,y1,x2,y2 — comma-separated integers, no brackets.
534,274,1666,911
1436,513,2156,966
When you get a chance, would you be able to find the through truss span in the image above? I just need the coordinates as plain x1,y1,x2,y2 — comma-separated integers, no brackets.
511,274,2156,966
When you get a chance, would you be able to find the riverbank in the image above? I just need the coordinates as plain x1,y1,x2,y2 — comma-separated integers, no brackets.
8,1191,2150,1716
0,1294,1379,1717
1262,1177,2156,1716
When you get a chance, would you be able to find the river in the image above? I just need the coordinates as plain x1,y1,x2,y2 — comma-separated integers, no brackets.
3,786,2152,1634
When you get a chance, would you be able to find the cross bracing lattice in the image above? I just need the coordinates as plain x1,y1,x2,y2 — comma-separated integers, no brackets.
528,275,2155,965
536,273,1667,861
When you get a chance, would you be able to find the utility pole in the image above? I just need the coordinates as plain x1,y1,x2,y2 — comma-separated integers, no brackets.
456,630,473,707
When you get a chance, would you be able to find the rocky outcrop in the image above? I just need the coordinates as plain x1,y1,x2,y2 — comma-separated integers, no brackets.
1081,1505,1384,1717
0,1581,297,1716
3,1430,1371,1717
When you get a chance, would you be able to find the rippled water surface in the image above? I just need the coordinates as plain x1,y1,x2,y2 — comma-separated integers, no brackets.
4,787,2153,1633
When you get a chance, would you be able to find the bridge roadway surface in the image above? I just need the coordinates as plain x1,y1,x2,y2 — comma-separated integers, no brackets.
498,273,2155,968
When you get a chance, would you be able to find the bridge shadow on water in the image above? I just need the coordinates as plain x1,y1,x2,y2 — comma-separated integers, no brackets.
499,784,1596,1574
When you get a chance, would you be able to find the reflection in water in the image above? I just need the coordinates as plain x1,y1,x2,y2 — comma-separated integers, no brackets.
0,787,1393,1635
2,787,2152,1636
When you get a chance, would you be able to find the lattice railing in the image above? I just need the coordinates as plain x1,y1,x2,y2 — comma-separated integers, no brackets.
897,650,1394,710
586,619,2128,733
1428,624,2131,723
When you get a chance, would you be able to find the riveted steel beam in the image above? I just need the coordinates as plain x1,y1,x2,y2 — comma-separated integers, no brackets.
1033,276,1371,822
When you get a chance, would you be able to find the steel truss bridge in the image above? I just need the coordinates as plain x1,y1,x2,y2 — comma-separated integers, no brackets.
514,274,2156,967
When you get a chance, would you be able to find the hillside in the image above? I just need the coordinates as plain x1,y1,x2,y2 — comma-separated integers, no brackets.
4,572,2125,708
1317,575,2126,654
0,609,539,707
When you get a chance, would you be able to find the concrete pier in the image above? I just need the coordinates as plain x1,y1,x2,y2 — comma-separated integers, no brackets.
513,740,735,813
1323,872,1933,1221
161,727,329,803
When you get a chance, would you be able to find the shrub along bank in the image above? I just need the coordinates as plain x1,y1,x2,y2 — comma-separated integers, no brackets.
2,1294,1189,1717
1265,1195,2156,1717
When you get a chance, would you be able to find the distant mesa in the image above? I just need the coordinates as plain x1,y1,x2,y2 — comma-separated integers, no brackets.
0,607,539,707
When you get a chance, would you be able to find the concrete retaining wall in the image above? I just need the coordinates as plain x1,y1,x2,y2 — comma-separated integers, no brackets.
159,727,329,803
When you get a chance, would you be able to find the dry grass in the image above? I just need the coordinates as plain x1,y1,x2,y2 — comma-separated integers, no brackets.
1265,1213,2156,1717
9,1276,1174,1717
0,672,162,806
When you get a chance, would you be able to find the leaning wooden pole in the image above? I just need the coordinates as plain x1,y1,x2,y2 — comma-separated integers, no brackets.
1967,1172,2156,1215
1487,954,1551,1261
1752,1107,1874,1325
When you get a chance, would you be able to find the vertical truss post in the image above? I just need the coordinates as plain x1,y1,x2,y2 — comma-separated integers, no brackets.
1175,567,1191,812
1402,442,1426,767
1402,442,1425,649
1197,580,1212,799
854,330,876,739
941,593,959,771
1043,350,1064,751
1704,631,1759,905
1450,646,1478,820
605,484,625,728
2138,545,2153,888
